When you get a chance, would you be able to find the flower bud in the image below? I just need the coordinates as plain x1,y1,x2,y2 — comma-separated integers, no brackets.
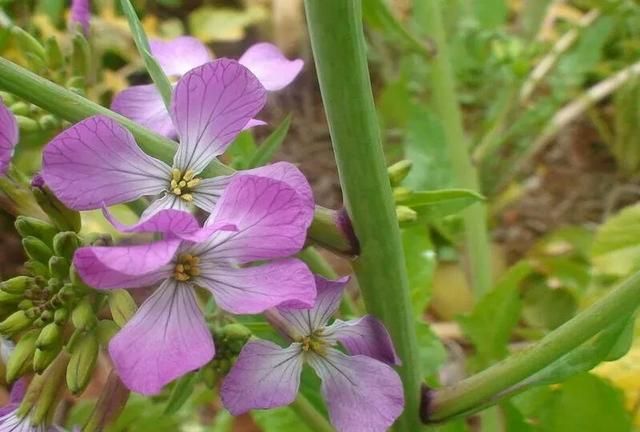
15,217,58,245
36,323,62,350
72,299,96,331
9,101,29,116
71,33,90,79
222,324,251,355
69,267,90,293
0,91,15,105
17,299,33,310
66,332,98,394
10,26,46,63
33,344,61,373
6,329,38,382
96,320,119,344
0,276,34,294
396,205,418,223
0,311,33,336
44,37,64,70
48,256,69,281
53,308,68,325
388,160,413,186
38,114,60,130
31,182,81,233
22,236,54,264
0,290,23,305
393,187,412,203
52,232,81,260
25,260,50,279
15,116,40,133
108,290,137,327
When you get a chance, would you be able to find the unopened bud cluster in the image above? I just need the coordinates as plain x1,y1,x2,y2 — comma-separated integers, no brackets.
202,323,252,387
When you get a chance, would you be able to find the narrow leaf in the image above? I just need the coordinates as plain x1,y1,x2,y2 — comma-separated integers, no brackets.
247,115,292,168
164,372,199,415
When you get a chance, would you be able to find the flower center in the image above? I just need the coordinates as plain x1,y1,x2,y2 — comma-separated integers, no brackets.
170,169,201,202
300,334,328,356
173,254,200,282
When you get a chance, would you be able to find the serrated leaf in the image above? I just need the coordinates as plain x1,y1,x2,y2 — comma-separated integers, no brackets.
592,203,640,276
247,115,292,168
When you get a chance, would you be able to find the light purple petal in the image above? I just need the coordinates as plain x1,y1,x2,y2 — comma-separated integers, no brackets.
73,240,177,289
109,280,214,395
140,194,191,220
196,258,315,314
150,37,211,77
196,175,313,263
243,118,267,130
111,85,176,138
238,43,304,91
42,116,171,210
70,0,90,34
221,340,302,414
277,275,349,335
171,59,267,174
0,99,18,176
240,162,314,211
191,175,231,212
324,316,400,366
308,350,404,432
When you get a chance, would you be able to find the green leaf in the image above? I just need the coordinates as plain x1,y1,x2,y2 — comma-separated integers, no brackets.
522,284,577,331
247,115,292,168
227,131,257,169
592,203,640,276
473,0,508,30
458,261,532,367
400,189,485,223
402,226,435,317
252,406,314,432
163,371,199,415
119,0,173,109
416,320,447,382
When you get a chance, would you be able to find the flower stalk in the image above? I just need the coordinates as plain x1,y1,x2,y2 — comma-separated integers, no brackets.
303,1,423,430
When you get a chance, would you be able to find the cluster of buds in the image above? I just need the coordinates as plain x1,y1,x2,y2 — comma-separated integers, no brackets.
202,323,252,388
388,160,417,223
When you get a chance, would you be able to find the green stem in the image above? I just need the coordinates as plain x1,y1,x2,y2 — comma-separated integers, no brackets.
304,2,422,431
290,396,335,432
416,1,493,296
0,57,356,254
424,269,640,422
82,370,130,432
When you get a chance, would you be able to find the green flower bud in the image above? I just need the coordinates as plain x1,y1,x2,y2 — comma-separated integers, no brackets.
38,114,60,130
202,367,218,388
96,320,119,344
48,256,70,280
69,267,90,293
108,290,137,327
10,26,45,58
388,160,413,186
22,236,54,264
25,260,50,278
0,275,34,294
71,33,90,79
393,186,412,203
17,299,34,310
0,310,33,336
6,329,38,382
40,310,53,323
15,116,40,133
54,308,68,324
15,217,58,245
0,291,23,305
31,185,81,233
33,345,61,373
0,91,15,105
222,324,251,354
67,332,98,394
44,37,64,70
36,323,62,350
53,232,81,260
72,299,96,331
396,205,417,223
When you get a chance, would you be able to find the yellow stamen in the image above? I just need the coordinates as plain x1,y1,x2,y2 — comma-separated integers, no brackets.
169,169,201,202
173,254,201,282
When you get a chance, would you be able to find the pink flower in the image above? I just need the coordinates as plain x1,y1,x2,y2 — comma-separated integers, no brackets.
73,174,316,395
112,37,303,137
70,0,90,34
42,59,311,218
0,98,18,176
221,276,404,432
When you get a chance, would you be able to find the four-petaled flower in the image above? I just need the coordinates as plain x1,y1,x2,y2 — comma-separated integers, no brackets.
221,276,405,432
73,174,316,395
112,36,303,138
42,59,310,218
0,98,18,176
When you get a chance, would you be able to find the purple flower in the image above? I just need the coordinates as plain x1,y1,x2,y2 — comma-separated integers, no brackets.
70,0,90,35
0,98,18,176
221,276,405,432
42,59,311,217
112,37,303,137
73,174,316,395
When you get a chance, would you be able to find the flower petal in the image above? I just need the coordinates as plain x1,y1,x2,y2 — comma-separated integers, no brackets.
308,350,404,432
171,59,267,174
277,275,349,335
111,85,176,138
150,36,211,77
70,0,90,34
109,280,214,395
73,240,177,289
196,258,315,314
140,194,191,220
0,99,18,175
42,116,171,210
191,176,231,213
221,340,303,414
196,174,313,263
324,316,400,366
241,162,314,210
238,43,304,91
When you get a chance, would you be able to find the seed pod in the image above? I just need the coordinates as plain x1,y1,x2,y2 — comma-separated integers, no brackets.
6,329,38,382
15,217,57,245
0,276,33,295
36,323,62,350
22,237,54,264
31,185,82,233
48,256,70,281
96,320,119,344
0,311,33,336
66,332,99,394
33,345,61,373
108,290,137,327
388,160,413,186
72,298,96,330
52,232,81,261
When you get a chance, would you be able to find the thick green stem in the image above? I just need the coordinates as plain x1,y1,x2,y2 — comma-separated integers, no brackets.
290,396,335,432
424,269,640,422
416,1,493,296
304,1,423,431
0,57,356,254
